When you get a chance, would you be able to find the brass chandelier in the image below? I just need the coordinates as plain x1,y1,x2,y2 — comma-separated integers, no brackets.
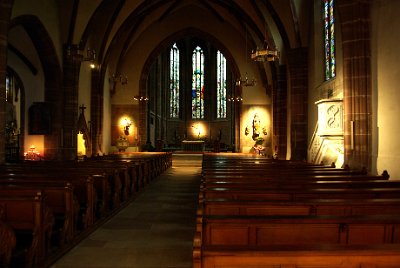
251,44,280,62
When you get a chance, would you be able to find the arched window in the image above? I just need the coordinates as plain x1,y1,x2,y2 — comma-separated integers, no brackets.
5,72,13,103
323,0,335,80
216,50,227,119
169,43,180,118
192,46,204,119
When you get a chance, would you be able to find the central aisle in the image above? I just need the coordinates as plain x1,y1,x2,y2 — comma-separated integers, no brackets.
51,154,202,268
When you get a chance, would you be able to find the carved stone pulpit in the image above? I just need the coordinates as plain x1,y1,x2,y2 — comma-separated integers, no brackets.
310,98,344,166
316,99,343,136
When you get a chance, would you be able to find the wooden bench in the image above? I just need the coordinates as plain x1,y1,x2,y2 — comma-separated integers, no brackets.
196,244,400,268
200,214,400,246
194,214,400,268
196,154,400,267
198,198,400,217
201,178,397,190
202,167,367,177
0,152,172,268
0,171,97,231
0,181,76,248
0,191,53,268
2,162,128,222
200,186,400,201
0,219,16,268
96,152,173,184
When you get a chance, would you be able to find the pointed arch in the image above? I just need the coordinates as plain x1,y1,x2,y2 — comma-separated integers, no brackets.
9,15,62,159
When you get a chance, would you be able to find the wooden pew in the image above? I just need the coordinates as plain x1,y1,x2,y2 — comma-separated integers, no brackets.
201,214,400,246
0,219,16,268
196,244,400,268
199,198,400,217
96,152,173,185
1,162,126,223
1,152,172,231
0,191,53,267
200,186,400,201
201,178,397,190
202,169,372,178
0,181,76,248
196,154,400,268
194,214,400,268
0,152,172,267
0,171,97,231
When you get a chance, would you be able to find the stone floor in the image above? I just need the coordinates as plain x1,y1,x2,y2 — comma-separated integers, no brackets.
51,154,202,268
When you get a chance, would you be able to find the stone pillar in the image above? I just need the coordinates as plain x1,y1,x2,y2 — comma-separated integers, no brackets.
61,45,80,160
287,47,308,161
138,72,148,148
273,65,288,159
337,0,372,170
90,68,103,155
0,0,14,163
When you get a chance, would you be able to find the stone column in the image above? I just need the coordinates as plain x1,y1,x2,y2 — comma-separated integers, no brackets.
90,68,103,156
61,45,80,160
273,65,288,159
337,0,372,170
0,0,14,163
287,47,308,161
138,72,148,148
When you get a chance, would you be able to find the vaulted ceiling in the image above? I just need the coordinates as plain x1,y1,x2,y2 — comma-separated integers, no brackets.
58,0,311,71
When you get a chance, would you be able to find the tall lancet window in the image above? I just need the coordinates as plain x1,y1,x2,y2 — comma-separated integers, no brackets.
192,46,204,119
5,73,12,102
216,50,227,119
323,0,335,80
169,43,180,118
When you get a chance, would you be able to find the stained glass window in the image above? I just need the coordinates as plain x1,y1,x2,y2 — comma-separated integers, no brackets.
169,43,180,118
324,0,335,80
5,72,13,103
192,46,204,119
216,50,226,119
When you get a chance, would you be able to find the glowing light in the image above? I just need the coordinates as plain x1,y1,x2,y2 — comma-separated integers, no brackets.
24,145,41,161
77,133,86,156
191,122,206,139
119,117,133,136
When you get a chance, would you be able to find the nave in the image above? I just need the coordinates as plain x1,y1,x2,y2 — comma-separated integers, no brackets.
51,154,202,268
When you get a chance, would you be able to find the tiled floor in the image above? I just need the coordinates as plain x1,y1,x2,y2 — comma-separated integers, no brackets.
51,154,202,268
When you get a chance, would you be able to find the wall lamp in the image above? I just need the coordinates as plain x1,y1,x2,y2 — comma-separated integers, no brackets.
109,74,128,95
227,95,243,102
66,45,97,68
134,95,149,102
235,72,256,87
110,74,128,85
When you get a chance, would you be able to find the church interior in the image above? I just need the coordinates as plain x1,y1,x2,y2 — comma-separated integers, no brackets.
2,0,400,267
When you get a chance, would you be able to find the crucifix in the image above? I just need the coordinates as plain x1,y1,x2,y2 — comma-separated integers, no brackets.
79,104,86,115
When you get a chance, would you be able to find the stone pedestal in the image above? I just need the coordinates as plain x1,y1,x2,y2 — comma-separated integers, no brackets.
116,138,130,152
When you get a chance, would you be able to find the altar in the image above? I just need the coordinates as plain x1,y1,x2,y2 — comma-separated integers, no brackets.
182,140,205,152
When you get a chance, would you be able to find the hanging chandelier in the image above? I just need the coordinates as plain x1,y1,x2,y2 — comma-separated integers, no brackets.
252,19,280,62
251,45,280,62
